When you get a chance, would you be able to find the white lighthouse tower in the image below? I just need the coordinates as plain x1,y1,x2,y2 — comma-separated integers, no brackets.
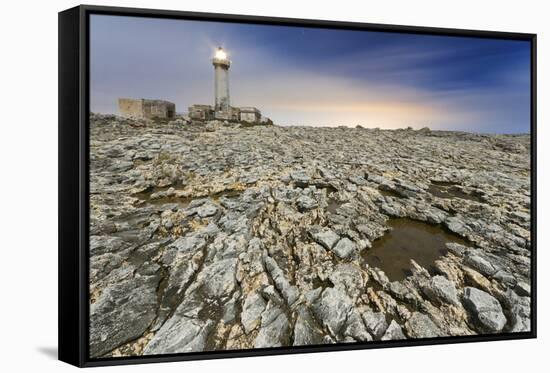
212,47,231,119
189,46,266,123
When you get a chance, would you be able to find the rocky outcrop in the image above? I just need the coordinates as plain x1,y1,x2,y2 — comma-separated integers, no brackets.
423,275,460,306
88,114,531,357
90,263,160,357
462,287,507,332
404,312,443,338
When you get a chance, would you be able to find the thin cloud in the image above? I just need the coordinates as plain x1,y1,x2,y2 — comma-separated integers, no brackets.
90,15,531,134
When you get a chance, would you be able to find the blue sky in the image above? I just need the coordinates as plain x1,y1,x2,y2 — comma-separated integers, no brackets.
90,15,531,133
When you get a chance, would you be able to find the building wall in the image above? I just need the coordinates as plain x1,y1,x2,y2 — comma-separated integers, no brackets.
240,112,260,122
189,105,214,120
239,107,261,123
118,98,175,119
142,100,176,119
230,107,240,121
118,98,144,119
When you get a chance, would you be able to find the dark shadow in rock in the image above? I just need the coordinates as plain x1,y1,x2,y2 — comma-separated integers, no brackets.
428,182,483,203
326,198,344,214
378,188,404,199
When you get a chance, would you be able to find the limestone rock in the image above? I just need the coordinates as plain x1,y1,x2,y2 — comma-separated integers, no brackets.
423,275,460,306
263,255,300,306
293,305,326,346
296,195,318,211
196,202,218,218
90,268,160,357
254,301,291,348
462,287,506,332
464,254,497,277
329,263,365,300
241,291,267,334
404,312,443,338
381,320,406,341
343,309,372,342
311,287,353,337
144,318,215,355
362,311,388,339
311,228,340,250
331,237,358,259
197,258,238,298
88,113,531,356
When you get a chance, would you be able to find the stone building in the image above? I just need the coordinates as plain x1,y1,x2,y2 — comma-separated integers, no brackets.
239,107,261,123
188,47,269,124
117,47,270,124
188,104,262,123
118,98,176,119
188,104,214,121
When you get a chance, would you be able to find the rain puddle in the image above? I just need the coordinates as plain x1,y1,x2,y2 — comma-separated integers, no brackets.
363,218,468,281
134,185,193,208
134,185,242,208
428,181,483,203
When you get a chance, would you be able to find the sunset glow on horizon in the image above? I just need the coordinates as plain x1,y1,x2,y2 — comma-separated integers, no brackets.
90,15,531,134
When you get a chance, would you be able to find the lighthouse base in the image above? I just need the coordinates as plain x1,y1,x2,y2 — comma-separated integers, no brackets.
188,104,265,124
214,110,234,120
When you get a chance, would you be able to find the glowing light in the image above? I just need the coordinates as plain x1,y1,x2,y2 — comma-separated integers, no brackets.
215,48,227,60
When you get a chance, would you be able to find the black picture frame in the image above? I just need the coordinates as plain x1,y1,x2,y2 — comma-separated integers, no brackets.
58,4,537,368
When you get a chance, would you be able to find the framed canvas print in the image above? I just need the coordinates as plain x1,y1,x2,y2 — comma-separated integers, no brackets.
58,5,537,367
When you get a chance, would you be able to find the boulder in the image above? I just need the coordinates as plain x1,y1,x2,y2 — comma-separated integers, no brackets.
362,311,388,339
263,255,300,306
311,287,353,337
196,202,218,218
290,170,311,186
381,320,406,340
254,301,291,348
423,275,460,306
404,312,443,338
445,242,468,257
331,237,357,259
388,281,411,301
463,287,506,332
445,217,470,236
329,263,365,300
464,254,497,276
293,305,325,346
502,288,530,332
144,318,214,354
311,228,340,250
196,258,237,298
90,268,160,357
343,309,372,342
241,291,267,333
296,195,318,211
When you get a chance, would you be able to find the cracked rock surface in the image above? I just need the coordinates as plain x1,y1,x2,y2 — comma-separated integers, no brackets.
88,114,531,357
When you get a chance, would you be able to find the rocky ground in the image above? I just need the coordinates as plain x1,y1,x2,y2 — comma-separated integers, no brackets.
88,113,532,358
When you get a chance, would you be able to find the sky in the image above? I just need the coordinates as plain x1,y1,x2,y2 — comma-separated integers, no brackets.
90,15,531,133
